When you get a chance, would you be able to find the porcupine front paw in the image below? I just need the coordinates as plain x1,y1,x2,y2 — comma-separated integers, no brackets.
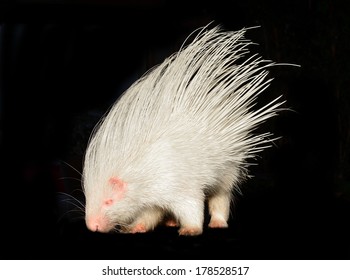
129,217,179,233
127,207,164,234
129,223,147,233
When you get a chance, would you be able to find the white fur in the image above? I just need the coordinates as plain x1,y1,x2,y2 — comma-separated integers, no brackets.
82,25,285,235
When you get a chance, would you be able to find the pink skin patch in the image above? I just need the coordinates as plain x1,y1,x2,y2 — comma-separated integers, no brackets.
106,176,127,204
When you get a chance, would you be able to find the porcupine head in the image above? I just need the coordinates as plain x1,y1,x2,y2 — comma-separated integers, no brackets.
82,25,286,236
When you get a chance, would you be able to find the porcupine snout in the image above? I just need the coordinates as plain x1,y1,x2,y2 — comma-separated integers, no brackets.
85,213,115,233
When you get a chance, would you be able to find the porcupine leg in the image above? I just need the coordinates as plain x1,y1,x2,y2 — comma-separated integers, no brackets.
172,195,205,236
208,170,236,228
127,207,164,233
208,190,232,228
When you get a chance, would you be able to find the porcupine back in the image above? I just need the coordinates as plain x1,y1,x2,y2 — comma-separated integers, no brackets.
82,25,285,234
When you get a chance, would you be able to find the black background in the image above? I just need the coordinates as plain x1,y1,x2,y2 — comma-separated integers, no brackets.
0,0,349,260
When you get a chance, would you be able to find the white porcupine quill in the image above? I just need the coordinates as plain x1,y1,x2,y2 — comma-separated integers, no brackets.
82,25,289,235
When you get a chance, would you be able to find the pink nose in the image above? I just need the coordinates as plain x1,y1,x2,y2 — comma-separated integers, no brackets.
86,215,111,233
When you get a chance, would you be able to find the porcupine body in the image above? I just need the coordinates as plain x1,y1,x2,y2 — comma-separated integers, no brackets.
82,25,285,236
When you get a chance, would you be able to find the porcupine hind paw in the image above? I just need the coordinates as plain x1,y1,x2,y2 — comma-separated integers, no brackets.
173,197,204,236
208,217,228,228
208,190,231,228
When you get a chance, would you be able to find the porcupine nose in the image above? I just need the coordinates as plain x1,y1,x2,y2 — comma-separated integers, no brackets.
86,216,110,233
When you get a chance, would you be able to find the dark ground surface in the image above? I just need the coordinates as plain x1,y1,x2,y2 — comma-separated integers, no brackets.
0,0,350,260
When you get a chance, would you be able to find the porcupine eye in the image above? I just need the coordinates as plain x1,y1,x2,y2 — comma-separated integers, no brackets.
104,199,114,206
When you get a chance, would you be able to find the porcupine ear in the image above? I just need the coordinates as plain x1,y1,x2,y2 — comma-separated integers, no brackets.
104,177,127,205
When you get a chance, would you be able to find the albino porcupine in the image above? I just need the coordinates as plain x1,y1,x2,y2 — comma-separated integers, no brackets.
82,25,286,236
